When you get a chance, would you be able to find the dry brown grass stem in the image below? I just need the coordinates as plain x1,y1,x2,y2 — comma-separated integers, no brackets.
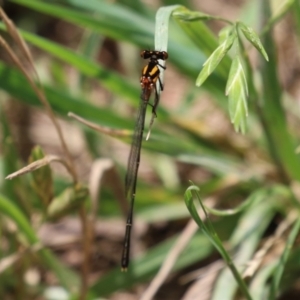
0,10,77,183
68,112,131,138
5,155,71,180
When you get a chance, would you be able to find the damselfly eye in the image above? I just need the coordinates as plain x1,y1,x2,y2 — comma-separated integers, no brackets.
162,51,168,60
140,50,146,58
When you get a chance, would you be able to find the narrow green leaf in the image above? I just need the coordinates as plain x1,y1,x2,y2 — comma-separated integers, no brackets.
11,0,154,46
154,5,181,100
238,22,269,61
226,56,248,133
196,31,236,87
155,5,182,51
259,0,300,181
0,61,131,128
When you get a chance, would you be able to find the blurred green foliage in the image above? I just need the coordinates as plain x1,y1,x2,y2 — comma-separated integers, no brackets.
1,0,300,299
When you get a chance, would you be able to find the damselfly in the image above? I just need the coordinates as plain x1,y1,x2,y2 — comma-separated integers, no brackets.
121,50,168,271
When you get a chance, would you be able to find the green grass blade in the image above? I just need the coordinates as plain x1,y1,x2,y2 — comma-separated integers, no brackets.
0,22,138,104
5,2,229,106
0,62,130,127
155,5,182,51
259,1,300,181
11,0,154,46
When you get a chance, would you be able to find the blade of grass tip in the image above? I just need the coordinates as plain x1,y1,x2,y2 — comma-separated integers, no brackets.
145,5,182,137
155,5,183,52
270,215,300,300
155,5,180,86
259,0,300,181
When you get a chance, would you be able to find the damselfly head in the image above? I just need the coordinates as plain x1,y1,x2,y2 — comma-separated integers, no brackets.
140,50,168,61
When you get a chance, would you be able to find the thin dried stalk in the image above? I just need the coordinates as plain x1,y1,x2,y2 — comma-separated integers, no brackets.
243,211,297,278
5,155,71,180
0,18,77,183
0,7,36,77
68,112,131,138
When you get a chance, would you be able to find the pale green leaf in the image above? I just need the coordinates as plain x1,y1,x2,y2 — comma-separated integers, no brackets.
226,57,249,133
196,31,236,87
239,23,269,61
